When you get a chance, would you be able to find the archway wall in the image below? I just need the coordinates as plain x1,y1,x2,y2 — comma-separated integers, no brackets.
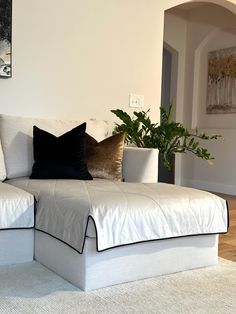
183,4,236,194
0,0,165,123
1,0,235,124
164,1,236,194
163,12,188,185
162,0,236,12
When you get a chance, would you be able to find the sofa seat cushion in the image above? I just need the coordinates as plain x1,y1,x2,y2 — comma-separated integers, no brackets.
0,182,34,229
0,114,114,179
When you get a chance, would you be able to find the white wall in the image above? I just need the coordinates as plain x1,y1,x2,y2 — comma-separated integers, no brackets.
196,28,236,129
163,12,188,185
182,129,236,194
1,0,236,192
3,0,234,122
0,0,164,122
1,0,236,123
164,12,187,123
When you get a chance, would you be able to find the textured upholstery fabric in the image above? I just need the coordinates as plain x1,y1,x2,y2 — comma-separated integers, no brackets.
0,230,34,266
86,132,125,181
35,232,218,291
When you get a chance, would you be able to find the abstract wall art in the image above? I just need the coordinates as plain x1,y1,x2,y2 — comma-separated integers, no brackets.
0,0,12,78
207,47,236,114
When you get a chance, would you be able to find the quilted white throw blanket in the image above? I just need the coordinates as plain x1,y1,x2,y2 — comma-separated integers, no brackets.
7,179,228,253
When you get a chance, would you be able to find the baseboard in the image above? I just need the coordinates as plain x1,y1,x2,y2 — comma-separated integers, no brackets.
182,179,236,196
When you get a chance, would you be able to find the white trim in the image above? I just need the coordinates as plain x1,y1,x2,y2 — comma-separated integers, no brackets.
182,178,236,195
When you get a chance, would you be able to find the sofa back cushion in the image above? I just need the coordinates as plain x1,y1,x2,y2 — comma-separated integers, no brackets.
0,114,114,179
0,140,6,181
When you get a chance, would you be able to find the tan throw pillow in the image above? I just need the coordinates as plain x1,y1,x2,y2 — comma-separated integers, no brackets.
86,132,125,181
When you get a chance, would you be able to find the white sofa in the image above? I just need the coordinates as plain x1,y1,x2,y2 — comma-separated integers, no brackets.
0,114,224,291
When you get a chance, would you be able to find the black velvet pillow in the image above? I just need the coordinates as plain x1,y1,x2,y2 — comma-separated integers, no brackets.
30,123,92,180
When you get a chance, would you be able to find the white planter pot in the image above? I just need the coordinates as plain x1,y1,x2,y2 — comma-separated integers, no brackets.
122,146,159,183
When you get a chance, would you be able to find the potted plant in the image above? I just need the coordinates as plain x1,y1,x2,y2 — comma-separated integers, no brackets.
111,105,221,180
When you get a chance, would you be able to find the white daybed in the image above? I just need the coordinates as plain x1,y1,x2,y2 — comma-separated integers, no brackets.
0,114,228,291
6,177,227,291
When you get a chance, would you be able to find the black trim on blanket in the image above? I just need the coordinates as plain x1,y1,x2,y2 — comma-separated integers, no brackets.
226,200,230,229
35,228,84,254
35,214,93,255
35,199,230,255
33,196,37,228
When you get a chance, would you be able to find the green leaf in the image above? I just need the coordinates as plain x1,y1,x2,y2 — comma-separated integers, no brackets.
110,105,221,171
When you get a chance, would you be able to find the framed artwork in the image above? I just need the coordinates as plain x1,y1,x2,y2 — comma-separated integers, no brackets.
0,0,12,78
206,47,236,114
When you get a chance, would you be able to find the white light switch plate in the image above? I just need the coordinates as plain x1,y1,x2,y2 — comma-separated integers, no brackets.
129,94,144,108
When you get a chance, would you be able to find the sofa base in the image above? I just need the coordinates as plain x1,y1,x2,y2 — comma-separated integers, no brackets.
0,229,34,266
35,231,218,291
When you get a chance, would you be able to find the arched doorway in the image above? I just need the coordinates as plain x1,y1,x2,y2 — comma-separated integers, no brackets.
162,0,236,195
159,43,178,184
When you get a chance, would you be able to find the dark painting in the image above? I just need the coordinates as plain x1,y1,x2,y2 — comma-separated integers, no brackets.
0,0,11,78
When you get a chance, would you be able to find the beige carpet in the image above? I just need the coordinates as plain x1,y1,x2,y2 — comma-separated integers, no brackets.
0,258,236,314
